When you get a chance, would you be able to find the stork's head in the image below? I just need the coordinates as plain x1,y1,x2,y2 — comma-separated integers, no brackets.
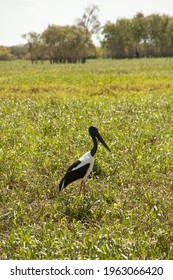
89,126,110,151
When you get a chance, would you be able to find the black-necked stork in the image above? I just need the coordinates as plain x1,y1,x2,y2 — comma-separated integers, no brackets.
59,126,110,195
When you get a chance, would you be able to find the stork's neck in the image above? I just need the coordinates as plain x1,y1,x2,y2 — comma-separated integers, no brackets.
90,135,98,157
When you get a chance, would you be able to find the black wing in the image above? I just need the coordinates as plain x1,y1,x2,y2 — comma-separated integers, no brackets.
67,160,81,172
59,161,90,191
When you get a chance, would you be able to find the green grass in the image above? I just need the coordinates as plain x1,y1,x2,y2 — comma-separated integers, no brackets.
0,58,173,259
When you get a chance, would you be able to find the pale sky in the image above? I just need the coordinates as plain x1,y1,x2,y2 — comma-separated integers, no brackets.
0,0,173,46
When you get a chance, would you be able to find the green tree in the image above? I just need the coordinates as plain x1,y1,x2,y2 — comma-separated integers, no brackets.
22,32,45,63
131,12,147,57
146,14,170,57
102,19,133,58
42,25,66,63
166,17,173,56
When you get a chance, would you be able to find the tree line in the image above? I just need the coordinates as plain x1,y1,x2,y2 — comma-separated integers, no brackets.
102,13,173,58
1,9,173,61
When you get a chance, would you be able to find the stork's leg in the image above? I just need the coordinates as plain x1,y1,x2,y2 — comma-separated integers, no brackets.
79,181,84,195
83,181,86,196
79,181,86,196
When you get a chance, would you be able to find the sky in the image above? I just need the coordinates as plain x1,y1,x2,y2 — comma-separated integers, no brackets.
0,0,173,46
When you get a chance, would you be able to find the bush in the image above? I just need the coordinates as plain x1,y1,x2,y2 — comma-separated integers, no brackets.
0,46,14,60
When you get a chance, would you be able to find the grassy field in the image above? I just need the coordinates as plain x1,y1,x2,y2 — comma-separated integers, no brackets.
0,58,173,259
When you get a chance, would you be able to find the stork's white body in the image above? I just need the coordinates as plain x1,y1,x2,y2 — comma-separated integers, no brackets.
77,151,94,181
59,151,94,191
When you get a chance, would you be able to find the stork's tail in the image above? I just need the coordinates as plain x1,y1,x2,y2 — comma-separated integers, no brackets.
59,176,65,192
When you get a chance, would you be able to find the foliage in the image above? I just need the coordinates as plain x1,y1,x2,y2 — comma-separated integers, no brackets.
42,25,95,63
0,59,173,259
102,13,173,58
22,32,45,62
22,26,95,64
0,46,14,61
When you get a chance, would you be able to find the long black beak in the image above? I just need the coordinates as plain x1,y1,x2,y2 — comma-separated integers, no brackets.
96,131,111,151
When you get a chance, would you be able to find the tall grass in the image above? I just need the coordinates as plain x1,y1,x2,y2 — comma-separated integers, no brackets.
0,59,173,259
